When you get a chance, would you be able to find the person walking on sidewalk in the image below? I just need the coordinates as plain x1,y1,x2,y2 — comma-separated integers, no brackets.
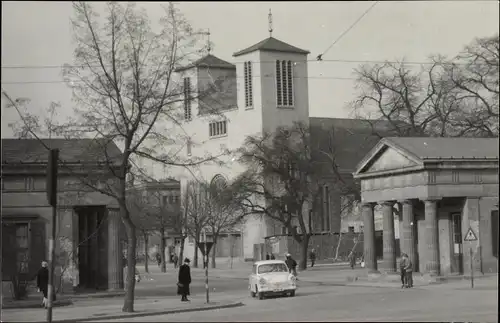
403,253,413,288
309,249,316,268
36,261,49,308
348,251,356,269
156,252,162,267
173,253,179,269
285,253,298,278
177,258,192,302
399,254,407,288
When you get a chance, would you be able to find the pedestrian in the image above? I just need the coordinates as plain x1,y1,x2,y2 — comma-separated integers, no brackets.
177,258,192,302
266,253,270,260
156,252,161,267
309,249,316,268
348,251,356,269
399,253,407,288
270,253,275,260
36,261,49,308
403,253,413,288
173,253,179,269
285,253,298,278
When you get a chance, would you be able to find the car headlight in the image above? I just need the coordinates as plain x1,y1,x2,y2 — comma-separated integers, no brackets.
289,274,297,282
259,278,267,285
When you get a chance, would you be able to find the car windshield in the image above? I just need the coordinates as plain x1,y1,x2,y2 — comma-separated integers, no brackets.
258,263,288,274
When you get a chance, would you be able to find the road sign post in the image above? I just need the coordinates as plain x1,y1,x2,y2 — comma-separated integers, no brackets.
463,227,478,289
46,148,59,323
197,239,214,304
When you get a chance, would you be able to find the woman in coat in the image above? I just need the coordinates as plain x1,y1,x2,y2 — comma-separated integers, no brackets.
177,258,192,302
37,261,49,308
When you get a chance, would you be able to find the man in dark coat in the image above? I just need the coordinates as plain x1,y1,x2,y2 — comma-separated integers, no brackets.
285,253,298,277
309,249,316,268
177,258,191,302
37,261,49,308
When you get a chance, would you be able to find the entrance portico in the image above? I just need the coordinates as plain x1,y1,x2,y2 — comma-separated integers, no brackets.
353,137,499,276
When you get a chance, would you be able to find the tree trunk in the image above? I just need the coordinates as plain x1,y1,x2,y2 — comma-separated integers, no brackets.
193,240,199,268
179,235,186,263
143,232,149,274
298,234,310,271
334,233,343,261
211,236,217,269
122,216,137,313
159,227,166,273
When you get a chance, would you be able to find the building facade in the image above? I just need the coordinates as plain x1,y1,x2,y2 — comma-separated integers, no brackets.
1,139,125,298
354,137,499,275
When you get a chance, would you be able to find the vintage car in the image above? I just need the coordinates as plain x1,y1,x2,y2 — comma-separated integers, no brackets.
248,260,297,300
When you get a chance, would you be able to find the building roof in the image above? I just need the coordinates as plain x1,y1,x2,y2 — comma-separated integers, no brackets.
175,54,236,72
383,137,499,160
309,117,404,172
1,138,123,165
233,37,310,57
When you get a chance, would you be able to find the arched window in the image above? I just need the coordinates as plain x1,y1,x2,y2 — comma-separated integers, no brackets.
210,174,228,191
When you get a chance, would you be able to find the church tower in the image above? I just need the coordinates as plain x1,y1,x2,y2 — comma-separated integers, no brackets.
232,9,310,135
232,10,311,255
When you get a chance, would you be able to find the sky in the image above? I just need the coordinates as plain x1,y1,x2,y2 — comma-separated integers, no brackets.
1,1,499,138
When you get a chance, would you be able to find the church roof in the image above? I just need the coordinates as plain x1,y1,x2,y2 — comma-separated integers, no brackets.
175,54,235,72
233,37,310,57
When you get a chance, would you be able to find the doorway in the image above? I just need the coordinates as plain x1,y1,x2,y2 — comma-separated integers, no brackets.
450,212,464,274
77,206,108,290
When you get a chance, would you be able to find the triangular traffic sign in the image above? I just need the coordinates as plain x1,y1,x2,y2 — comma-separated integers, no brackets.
197,242,215,256
464,227,478,241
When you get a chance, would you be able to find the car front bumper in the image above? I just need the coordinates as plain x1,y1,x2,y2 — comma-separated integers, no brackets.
259,283,296,293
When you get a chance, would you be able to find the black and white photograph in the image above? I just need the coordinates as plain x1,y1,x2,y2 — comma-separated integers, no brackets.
1,1,498,322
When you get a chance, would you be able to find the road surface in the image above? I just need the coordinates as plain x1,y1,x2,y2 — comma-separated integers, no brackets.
94,281,498,322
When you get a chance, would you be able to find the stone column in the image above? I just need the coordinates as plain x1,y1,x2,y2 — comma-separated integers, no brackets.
108,208,124,290
381,201,397,272
424,199,440,275
400,200,417,272
362,202,378,273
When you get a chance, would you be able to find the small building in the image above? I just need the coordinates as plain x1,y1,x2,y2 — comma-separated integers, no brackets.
1,138,125,297
353,137,499,276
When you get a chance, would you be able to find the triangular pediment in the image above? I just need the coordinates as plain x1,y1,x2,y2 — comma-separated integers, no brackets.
355,140,424,176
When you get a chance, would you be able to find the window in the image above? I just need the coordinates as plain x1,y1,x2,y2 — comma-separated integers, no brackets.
26,177,34,191
275,60,294,107
186,138,192,156
348,226,355,233
162,195,168,206
183,77,192,120
16,223,30,274
258,263,288,274
244,61,253,108
209,120,228,137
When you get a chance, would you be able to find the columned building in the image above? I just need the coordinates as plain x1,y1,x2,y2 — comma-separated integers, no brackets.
1,139,125,296
354,137,499,275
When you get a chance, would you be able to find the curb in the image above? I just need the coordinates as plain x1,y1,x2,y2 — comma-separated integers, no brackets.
38,301,245,323
2,299,74,309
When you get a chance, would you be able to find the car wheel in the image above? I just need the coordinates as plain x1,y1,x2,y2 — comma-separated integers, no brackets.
257,286,264,300
289,290,295,297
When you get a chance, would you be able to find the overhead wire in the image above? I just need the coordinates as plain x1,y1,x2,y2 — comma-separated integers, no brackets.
316,1,380,61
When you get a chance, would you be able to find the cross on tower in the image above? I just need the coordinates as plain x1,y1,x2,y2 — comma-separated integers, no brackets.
268,9,273,37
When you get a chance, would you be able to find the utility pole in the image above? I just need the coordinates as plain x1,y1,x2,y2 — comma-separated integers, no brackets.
46,148,59,323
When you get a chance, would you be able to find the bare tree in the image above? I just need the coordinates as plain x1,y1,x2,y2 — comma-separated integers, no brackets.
53,2,225,312
437,34,499,137
205,180,244,269
231,122,324,270
6,99,62,139
182,180,210,268
350,34,499,138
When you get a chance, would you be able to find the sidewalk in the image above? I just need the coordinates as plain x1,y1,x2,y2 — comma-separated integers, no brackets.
2,294,245,322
